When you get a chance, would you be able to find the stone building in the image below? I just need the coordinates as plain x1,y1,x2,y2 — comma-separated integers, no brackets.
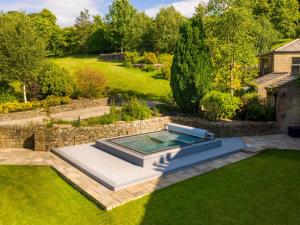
256,39,300,132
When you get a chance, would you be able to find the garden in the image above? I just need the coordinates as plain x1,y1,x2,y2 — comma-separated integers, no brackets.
1,150,299,225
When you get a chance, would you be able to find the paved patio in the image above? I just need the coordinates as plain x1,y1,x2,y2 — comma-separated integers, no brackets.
0,134,299,210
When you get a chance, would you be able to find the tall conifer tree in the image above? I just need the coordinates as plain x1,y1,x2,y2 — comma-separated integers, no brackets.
170,16,213,114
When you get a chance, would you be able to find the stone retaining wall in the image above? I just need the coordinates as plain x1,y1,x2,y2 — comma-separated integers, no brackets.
0,98,108,121
0,125,39,149
0,116,277,151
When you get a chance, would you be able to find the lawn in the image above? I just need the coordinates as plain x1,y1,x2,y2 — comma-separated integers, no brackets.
51,55,171,101
0,150,299,225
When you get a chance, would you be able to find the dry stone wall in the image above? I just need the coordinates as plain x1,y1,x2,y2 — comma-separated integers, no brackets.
0,116,277,151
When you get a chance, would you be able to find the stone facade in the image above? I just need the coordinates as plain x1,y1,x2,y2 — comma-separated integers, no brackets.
0,116,277,151
268,81,300,132
273,53,300,74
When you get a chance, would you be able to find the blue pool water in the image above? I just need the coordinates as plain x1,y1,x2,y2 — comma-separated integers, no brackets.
109,130,206,154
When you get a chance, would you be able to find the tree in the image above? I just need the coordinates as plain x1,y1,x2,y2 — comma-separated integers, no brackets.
0,12,46,102
153,6,185,53
170,17,213,114
106,0,136,52
29,9,66,56
205,4,258,95
74,9,94,54
123,12,153,52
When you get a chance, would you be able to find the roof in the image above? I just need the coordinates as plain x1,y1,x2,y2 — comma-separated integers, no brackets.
260,39,300,56
274,39,300,53
255,73,298,89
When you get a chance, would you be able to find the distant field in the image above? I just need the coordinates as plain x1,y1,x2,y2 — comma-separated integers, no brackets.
51,55,171,101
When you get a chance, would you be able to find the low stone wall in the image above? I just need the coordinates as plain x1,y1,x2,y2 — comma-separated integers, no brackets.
171,116,277,137
0,116,277,151
35,117,170,151
0,125,39,149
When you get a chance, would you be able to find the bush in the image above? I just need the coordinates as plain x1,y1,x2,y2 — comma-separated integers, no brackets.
158,53,173,80
202,91,241,121
0,93,16,104
142,64,156,72
0,96,71,113
75,68,107,99
144,52,158,64
121,98,152,121
37,62,76,99
0,81,14,94
40,96,71,108
123,51,142,64
246,101,275,121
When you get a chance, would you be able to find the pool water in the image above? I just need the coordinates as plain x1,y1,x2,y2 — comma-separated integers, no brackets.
109,130,205,154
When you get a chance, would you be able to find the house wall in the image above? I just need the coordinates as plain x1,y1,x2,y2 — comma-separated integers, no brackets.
275,81,300,132
273,53,300,73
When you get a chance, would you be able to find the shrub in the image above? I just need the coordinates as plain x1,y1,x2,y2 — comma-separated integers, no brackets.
142,64,156,72
0,93,16,104
246,102,275,121
0,96,70,113
121,98,152,121
37,62,76,99
41,96,71,108
123,51,141,64
75,68,107,99
158,53,173,80
0,81,14,94
202,91,241,121
144,52,158,64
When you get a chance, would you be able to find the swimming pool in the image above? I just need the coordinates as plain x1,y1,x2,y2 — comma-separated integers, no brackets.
96,124,222,168
109,130,207,155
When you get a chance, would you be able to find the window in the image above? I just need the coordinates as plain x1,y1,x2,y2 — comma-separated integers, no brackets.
291,58,300,76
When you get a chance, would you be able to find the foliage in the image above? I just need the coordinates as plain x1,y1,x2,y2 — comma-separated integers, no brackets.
153,6,185,53
29,9,66,56
121,98,152,121
202,90,241,121
0,96,70,113
0,93,17,104
144,52,158,64
205,4,258,94
106,0,136,52
142,64,156,72
123,51,142,64
36,62,76,99
171,16,213,114
73,9,94,54
0,12,46,102
123,12,153,52
158,53,173,80
245,101,275,121
75,68,107,98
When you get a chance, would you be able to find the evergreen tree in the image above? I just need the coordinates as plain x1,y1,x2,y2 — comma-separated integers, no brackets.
170,17,213,114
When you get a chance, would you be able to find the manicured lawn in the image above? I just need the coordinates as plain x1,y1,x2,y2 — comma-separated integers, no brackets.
1,150,299,225
51,55,170,101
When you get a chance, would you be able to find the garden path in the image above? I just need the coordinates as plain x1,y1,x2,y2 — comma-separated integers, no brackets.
0,106,110,125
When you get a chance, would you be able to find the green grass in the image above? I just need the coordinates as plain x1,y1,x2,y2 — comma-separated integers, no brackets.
51,55,170,101
1,150,299,225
